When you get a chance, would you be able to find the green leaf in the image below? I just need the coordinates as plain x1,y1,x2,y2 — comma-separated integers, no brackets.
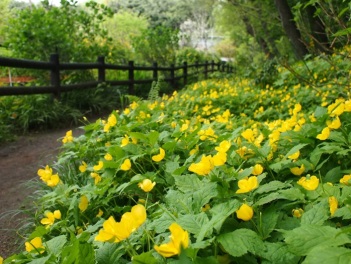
304,245,351,264
284,144,308,159
174,174,202,193
132,251,158,264
284,225,351,256
27,255,52,264
197,200,240,242
96,242,124,264
255,181,289,194
314,106,327,118
178,213,209,238
260,207,280,239
148,130,160,146
46,235,67,255
261,242,299,264
217,228,265,257
301,201,329,225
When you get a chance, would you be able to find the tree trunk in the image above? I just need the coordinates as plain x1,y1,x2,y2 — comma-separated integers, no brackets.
274,0,309,59
305,4,331,54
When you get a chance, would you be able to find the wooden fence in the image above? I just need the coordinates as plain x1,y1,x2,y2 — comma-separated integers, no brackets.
0,54,233,98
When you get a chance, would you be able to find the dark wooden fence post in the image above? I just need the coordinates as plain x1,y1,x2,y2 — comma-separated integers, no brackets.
50,53,61,99
97,56,105,82
217,61,221,71
183,62,187,86
170,64,176,90
153,62,158,81
221,62,226,72
204,60,208,79
211,60,215,73
128,61,134,95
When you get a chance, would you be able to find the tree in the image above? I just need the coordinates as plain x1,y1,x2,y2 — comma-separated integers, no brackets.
4,0,114,63
274,0,309,59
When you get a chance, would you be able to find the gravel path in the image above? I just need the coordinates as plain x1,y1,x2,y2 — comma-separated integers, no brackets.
0,125,86,258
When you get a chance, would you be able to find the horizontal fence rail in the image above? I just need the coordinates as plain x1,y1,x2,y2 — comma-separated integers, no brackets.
0,54,233,98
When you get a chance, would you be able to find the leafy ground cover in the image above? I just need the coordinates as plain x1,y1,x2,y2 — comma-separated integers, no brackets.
3,53,351,263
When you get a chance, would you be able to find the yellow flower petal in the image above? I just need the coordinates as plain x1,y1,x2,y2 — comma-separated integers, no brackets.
152,148,165,162
236,176,258,193
120,159,131,171
138,179,156,192
236,204,254,221
79,195,89,212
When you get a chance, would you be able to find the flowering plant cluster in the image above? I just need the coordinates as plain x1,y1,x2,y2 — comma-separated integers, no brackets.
4,56,351,263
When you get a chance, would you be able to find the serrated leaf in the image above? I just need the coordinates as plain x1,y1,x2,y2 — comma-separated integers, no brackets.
132,251,158,264
178,213,209,237
255,181,288,194
284,225,351,256
196,200,240,242
46,235,67,255
304,245,351,264
301,201,329,225
217,228,265,257
174,174,202,193
284,144,308,159
261,242,299,264
96,242,124,264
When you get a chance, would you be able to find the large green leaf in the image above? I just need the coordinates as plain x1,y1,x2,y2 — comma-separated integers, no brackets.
46,235,67,256
196,200,240,242
301,200,329,226
96,242,125,264
217,228,265,257
304,245,351,264
132,251,158,264
178,213,209,238
284,225,351,256
261,242,299,264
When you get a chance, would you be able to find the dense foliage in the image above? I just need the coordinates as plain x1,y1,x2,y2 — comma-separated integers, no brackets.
2,46,351,263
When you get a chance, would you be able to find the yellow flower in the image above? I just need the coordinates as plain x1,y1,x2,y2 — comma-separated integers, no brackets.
37,165,60,187
95,204,146,243
329,196,338,216
103,114,117,132
97,209,104,218
154,223,189,258
189,145,199,155
79,161,87,173
297,175,319,191
93,161,103,171
241,129,255,142
340,174,351,185
25,237,45,254
327,117,341,130
152,148,165,162
40,210,61,227
62,130,73,144
0,256,3,264
252,164,264,175
236,176,258,194
121,135,130,147
328,101,345,117
290,164,305,176
288,150,300,160
215,140,231,153
188,155,214,176
198,127,217,141
213,152,227,166
138,179,156,192
91,172,102,185
79,195,89,212
316,127,330,140
104,153,113,161
201,204,211,212
120,159,131,171
236,204,254,221
292,208,304,218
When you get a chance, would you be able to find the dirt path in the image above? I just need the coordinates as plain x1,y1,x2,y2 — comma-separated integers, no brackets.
0,124,86,258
